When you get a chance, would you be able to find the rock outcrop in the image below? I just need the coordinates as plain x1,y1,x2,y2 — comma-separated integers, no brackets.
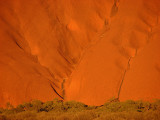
0,0,160,107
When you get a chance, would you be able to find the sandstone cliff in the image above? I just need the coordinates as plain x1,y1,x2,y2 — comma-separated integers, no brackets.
0,0,160,107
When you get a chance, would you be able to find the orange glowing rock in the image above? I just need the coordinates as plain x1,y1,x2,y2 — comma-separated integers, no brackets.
0,0,160,107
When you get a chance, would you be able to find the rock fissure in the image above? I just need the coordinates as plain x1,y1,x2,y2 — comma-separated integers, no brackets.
50,83,64,100
117,47,138,100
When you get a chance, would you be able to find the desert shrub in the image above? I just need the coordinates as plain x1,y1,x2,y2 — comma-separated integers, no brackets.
63,101,87,112
99,101,121,112
22,102,33,111
151,99,160,111
19,100,44,112
116,100,137,112
42,101,54,112
31,100,44,112
14,104,25,113
101,100,154,113
105,102,121,112
134,101,156,112
50,99,64,112
6,102,13,110
135,101,145,112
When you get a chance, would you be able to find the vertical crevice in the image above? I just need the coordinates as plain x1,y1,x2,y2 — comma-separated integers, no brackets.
117,57,131,100
117,48,137,100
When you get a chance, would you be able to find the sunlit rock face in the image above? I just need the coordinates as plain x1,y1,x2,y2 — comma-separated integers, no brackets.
0,0,160,107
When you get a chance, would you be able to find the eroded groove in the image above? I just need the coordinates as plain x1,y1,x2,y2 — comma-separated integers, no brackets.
48,79,60,89
45,67,60,82
57,49,73,65
117,57,131,100
50,83,64,100
110,0,119,17
6,31,24,50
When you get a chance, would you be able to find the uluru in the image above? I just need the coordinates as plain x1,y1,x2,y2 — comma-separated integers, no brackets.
0,0,160,108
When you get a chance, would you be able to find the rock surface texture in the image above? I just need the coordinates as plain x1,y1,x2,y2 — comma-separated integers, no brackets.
0,0,160,107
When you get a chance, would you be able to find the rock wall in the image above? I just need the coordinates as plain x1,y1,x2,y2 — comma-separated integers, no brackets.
0,0,160,107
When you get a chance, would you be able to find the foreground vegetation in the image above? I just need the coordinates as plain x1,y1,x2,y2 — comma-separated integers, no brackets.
0,99,160,120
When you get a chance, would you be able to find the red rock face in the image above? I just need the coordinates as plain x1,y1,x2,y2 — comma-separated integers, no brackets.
0,0,160,107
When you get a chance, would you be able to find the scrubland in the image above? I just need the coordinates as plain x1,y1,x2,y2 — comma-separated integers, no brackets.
0,98,160,120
